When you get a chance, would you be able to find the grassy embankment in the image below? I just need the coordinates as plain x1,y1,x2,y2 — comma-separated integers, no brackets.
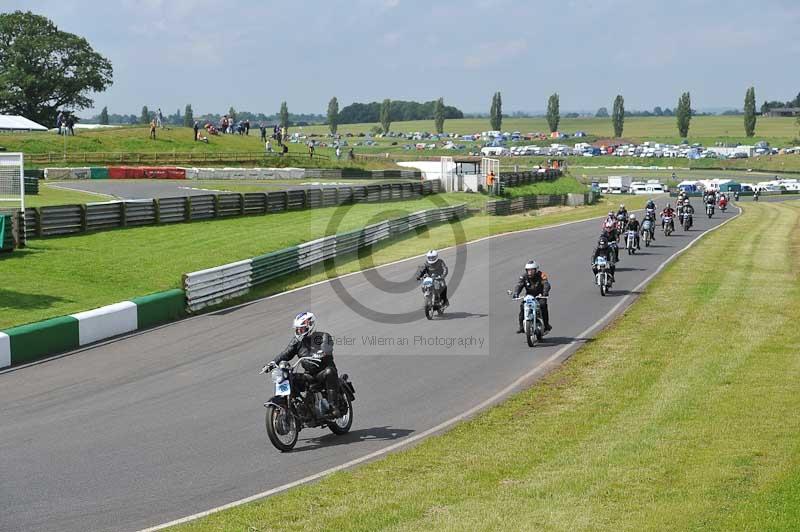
2,188,644,329
169,200,800,532
3,116,799,170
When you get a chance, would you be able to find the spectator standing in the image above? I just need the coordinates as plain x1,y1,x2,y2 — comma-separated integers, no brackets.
56,111,64,135
308,141,315,159
156,108,164,128
265,139,272,154
66,114,75,136
282,143,289,156
149,119,157,139
193,120,200,141
244,119,250,136
259,123,267,142
335,146,341,160
348,147,355,160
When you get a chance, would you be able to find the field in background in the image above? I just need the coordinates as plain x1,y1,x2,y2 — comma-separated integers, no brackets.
169,200,800,532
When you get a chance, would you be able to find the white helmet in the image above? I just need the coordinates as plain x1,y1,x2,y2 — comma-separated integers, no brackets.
524,260,539,276
426,250,439,264
629,213,636,220
292,311,316,341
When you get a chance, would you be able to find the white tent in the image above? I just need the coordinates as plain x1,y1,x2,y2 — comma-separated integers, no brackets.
0,115,48,132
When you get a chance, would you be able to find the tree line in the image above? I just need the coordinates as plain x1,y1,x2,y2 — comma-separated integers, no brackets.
336,99,463,125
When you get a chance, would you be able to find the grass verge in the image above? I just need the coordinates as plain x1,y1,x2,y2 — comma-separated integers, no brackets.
24,183,112,207
168,201,800,532
1,192,644,329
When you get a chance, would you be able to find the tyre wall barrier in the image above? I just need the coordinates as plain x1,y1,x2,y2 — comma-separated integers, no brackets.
23,180,442,239
0,289,187,369
183,203,467,312
485,190,598,215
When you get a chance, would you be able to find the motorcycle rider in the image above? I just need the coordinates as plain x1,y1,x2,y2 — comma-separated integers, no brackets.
512,260,552,334
705,192,716,213
266,312,341,417
591,235,616,283
616,203,628,221
625,213,641,250
644,199,657,241
416,249,449,308
661,203,676,231
682,199,695,228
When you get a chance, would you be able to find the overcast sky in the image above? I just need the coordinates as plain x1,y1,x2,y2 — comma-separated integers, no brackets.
5,0,800,116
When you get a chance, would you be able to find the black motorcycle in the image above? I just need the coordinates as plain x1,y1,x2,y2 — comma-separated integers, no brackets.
262,355,355,452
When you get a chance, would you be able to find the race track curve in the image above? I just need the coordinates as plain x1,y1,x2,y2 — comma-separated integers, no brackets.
0,205,738,532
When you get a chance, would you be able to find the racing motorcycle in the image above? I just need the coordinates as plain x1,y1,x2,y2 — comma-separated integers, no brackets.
706,202,715,218
594,256,612,296
262,356,356,452
662,215,674,236
641,218,652,247
508,291,547,348
421,274,446,320
683,210,693,231
625,229,638,255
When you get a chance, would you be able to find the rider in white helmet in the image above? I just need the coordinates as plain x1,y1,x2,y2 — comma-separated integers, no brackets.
266,312,341,417
511,260,552,333
416,250,449,307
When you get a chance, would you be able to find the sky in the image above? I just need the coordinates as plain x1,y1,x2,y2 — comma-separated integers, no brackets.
3,0,800,117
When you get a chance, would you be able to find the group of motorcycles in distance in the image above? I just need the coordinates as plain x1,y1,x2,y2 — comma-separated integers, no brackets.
593,190,730,297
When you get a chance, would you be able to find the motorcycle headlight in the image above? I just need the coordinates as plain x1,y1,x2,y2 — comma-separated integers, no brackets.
271,368,285,383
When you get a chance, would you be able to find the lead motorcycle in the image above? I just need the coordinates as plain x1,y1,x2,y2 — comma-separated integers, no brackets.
508,291,547,347
262,355,356,452
421,274,446,320
594,256,612,296
641,218,652,247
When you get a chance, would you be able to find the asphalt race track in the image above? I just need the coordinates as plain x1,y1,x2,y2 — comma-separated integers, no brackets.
0,205,738,532
49,180,355,200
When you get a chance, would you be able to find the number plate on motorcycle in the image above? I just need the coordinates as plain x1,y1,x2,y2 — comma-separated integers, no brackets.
276,380,291,396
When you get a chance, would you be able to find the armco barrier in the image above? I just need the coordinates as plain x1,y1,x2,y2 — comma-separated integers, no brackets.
500,169,562,187
24,181,442,239
184,204,467,312
41,166,422,181
0,289,188,369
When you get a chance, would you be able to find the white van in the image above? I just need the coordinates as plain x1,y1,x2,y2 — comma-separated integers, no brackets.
481,146,509,157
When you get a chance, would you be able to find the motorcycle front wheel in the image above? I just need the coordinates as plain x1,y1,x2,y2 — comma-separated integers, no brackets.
600,280,607,296
525,320,536,347
327,394,354,435
266,404,299,452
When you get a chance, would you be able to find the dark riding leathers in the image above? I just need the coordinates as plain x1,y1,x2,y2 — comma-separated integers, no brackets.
512,271,551,332
591,242,616,281
601,228,620,262
625,219,641,249
417,259,449,306
272,331,340,415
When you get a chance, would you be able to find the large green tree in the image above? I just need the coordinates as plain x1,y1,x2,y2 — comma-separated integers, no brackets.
99,106,109,125
183,104,193,127
327,96,339,134
489,92,502,130
380,98,392,134
595,107,609,118
546,93,560,133
612,94,625,137
140,105,150,124
228,106,237,123
744,86,756,137
279,101,289,128
434,97,445,134
0,11,113,126
676,92,692,138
